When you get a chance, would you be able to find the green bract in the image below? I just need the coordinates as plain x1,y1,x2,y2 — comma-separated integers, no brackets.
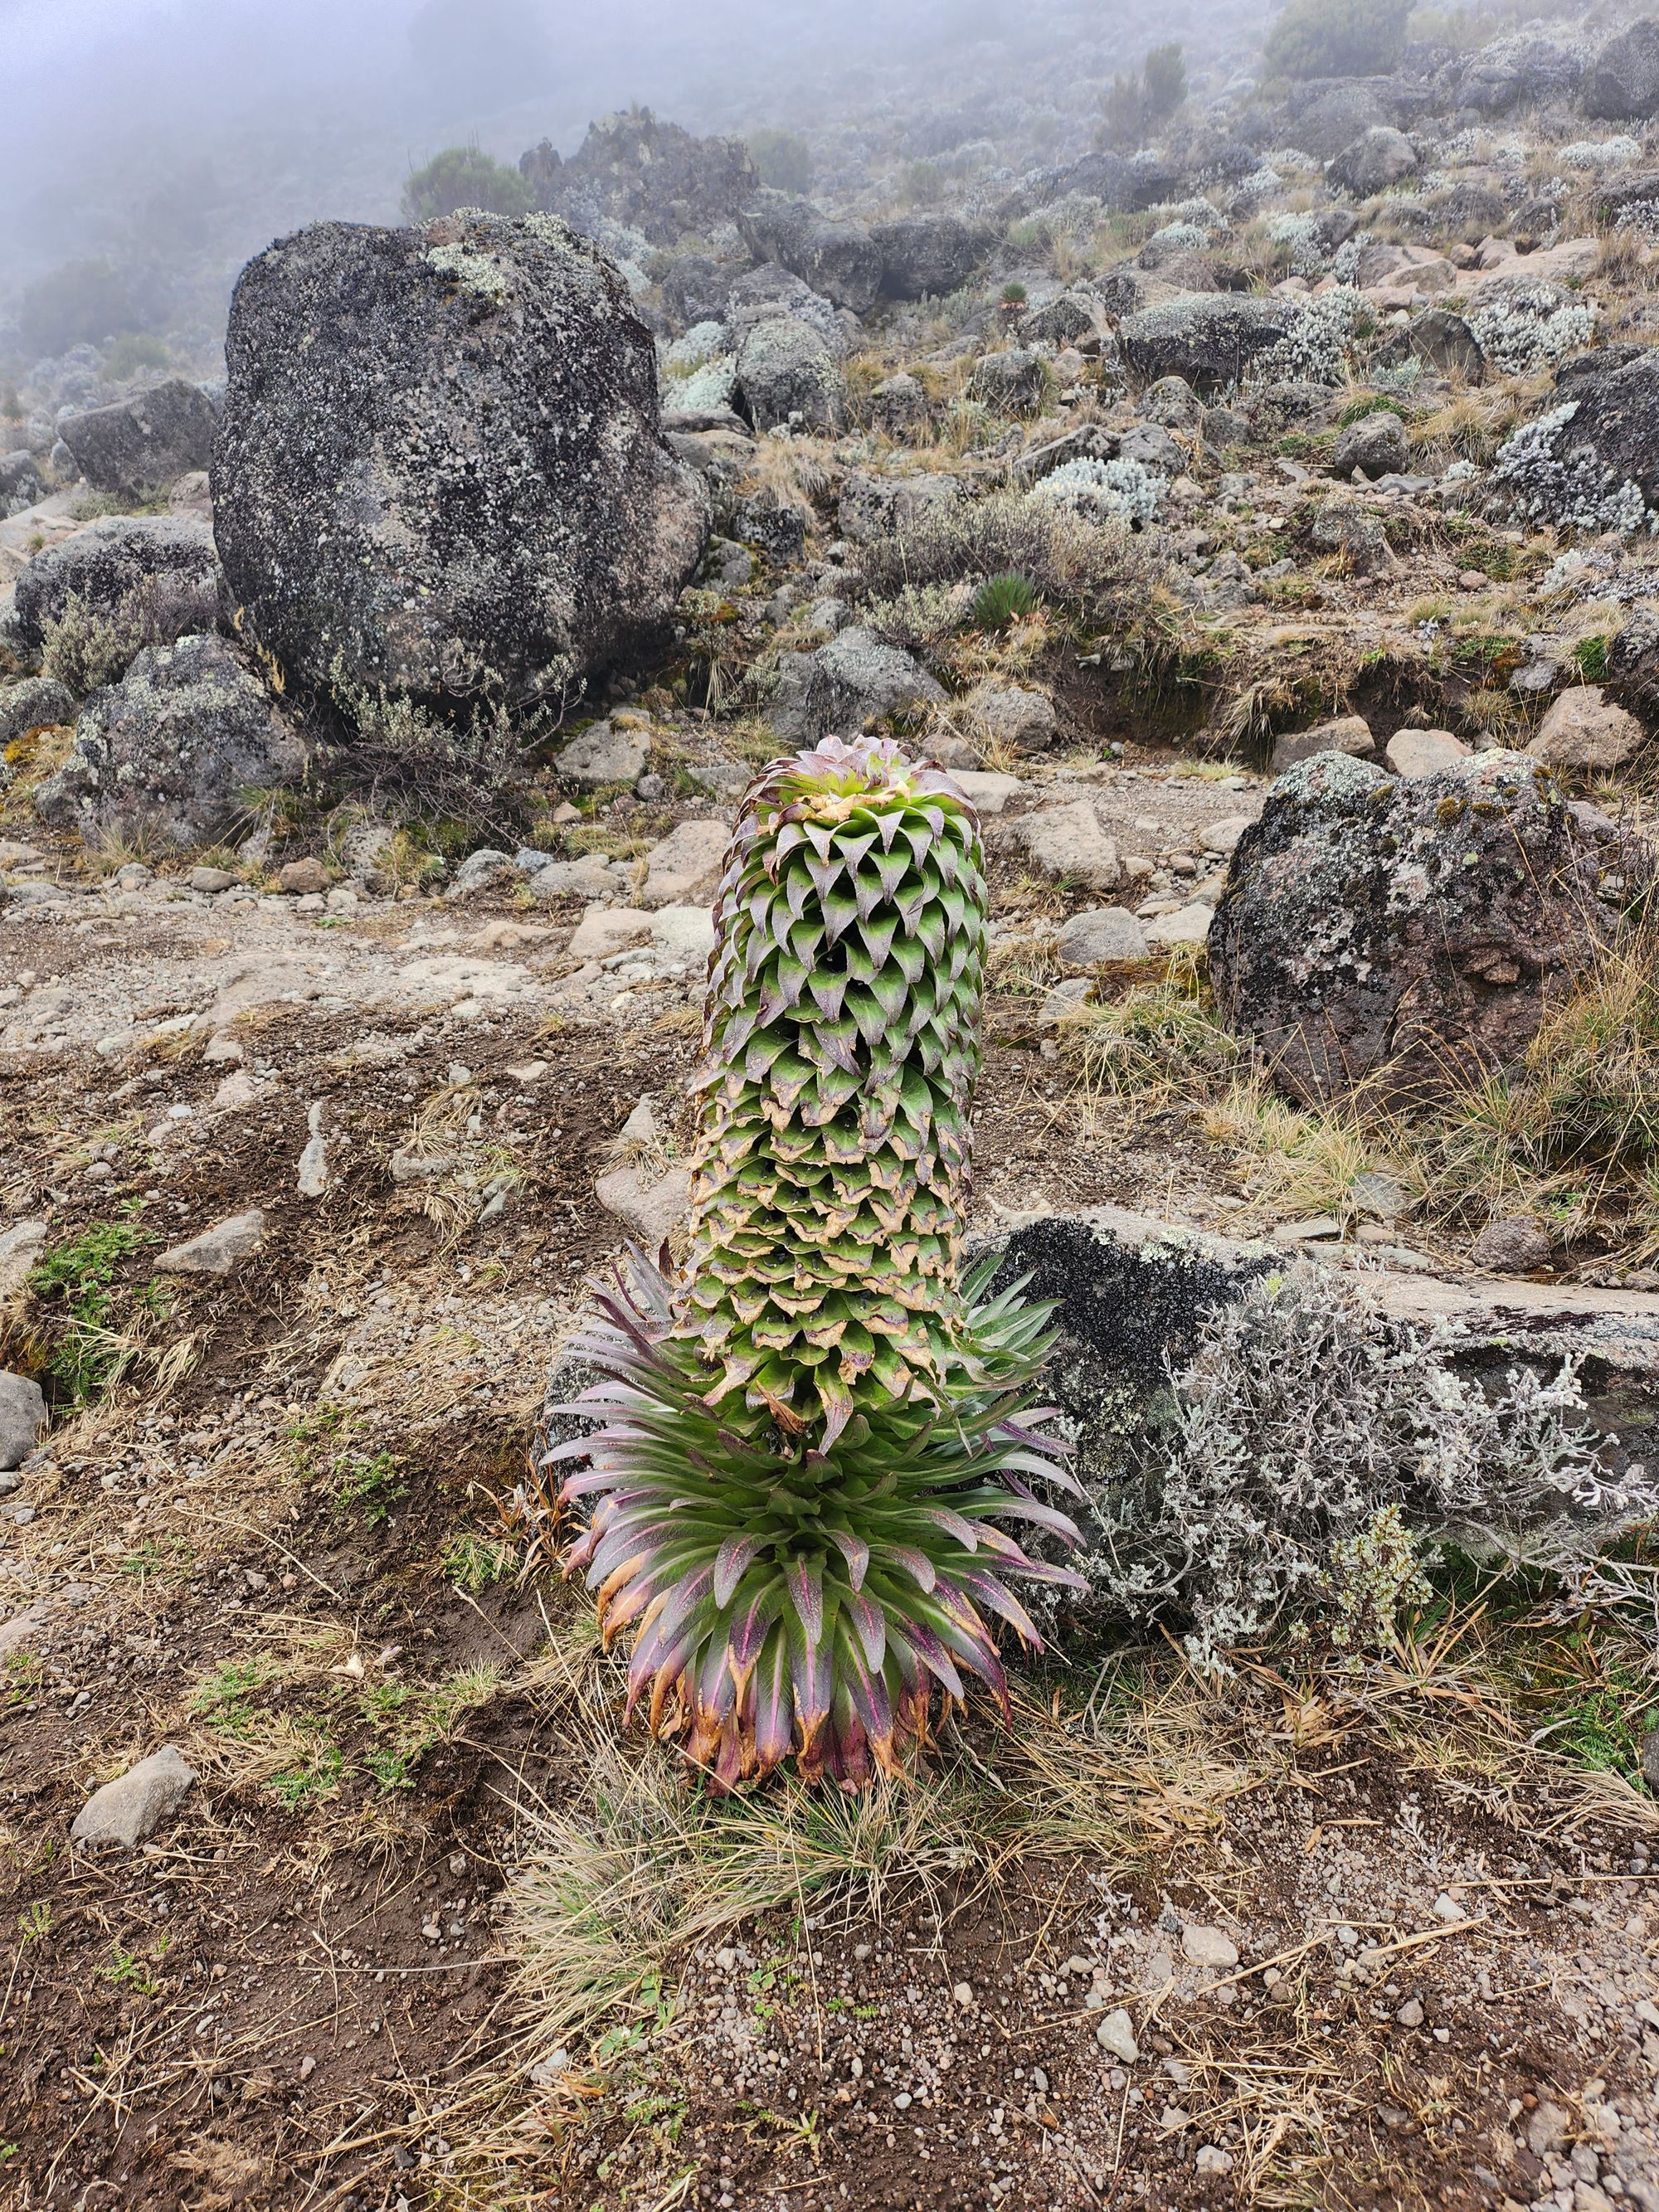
553,736,1082,1788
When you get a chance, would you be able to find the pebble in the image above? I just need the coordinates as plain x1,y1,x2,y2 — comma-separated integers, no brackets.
1396,1996,1424,2027
1180,1924,1239,1969
1095,2009,1139,2063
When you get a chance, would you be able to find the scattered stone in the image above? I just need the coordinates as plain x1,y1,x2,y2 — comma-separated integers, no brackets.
734,315,847,434
1310,495,1393,574
1384,728,1470,778
278,857,330,896
71,1746,197,1849
1095,2008,1139,2063
967,683,1057,755
155,1209,267,1278
1526,686,1642,772
0,677,74,749
189,865,239,892
570,907,654,960
0,1218,49,1300
1144,903,1213,949
950,771,1025,815
770,626,945,745
1395,1996,1425,2028
1006,799,1120,892
1120,294,1294,395
0,1373,46,1471
1181,1925,1239,1969
1331,411,1408,480
1199,815,1253,856
640,819,730,907
651,904,718,960
559,720,652,789
297,1103,329,1198
967,349,1046,416
1271,715,1375,775
1468,1213,1552,1274
594,1163,693,1249
1056,907,1150,965
1194,2145,1235,2176
1328,127,1418,197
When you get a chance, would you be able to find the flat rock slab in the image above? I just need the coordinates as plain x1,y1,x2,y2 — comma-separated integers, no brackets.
71,1744,197,1848
155,1208,266,1277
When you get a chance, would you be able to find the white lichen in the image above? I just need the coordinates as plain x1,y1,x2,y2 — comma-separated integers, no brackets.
1491,401,1656,534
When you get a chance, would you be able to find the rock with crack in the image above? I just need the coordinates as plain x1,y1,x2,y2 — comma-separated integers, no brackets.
297,1104,329,1198
155,1209,266,1278
1209,750,1648,1103
71,1745,197,1849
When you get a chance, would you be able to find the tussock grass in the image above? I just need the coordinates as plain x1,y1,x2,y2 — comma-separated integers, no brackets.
1061,946,1243,1100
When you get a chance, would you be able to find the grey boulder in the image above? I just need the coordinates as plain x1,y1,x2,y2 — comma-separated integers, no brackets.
1584,18,1659,119
557,720,651,788
1056,907,1150,964
34,634,305,849
734,317,846,433
58,379,218,500
0,677,74,748
0,450,45,517
1210,750,1643,1103
871,215,989,300
768,627,944,743
213,213,709,698
1327,128,1419,197
71,1745,197,1849
1120,294,1294,396
967,350,1046,416
0,1372,46,1471
12,517,222,655
737,192,882,313
1332,411,1408,481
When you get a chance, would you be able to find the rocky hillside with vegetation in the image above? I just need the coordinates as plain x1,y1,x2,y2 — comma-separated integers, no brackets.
2,1,1659,2206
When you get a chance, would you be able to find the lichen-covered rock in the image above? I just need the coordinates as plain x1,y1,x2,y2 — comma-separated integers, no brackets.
868,372,930,437
33,634,305,849
737,192,882,313
767,627,944,743
0,450,44,517
837,469,960,545
1327,127,1419,197
732,315,846,432
0,676,74,748
1282,81,1391,159
213,213,709,699
1209,750,1642,1102
1018,289,1112,352
1584,19,1659,120
521,110,757,246
12,517,221,654
967,349,1046,415
1491,352,1659,532
1120,294,1294,395
1451,34,1584,114
1331,411,1408,480
871,215,988,300
1310,494,1393,572
58,379,218,500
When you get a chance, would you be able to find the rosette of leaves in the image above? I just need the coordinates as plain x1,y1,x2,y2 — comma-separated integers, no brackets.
552,736,1082,1788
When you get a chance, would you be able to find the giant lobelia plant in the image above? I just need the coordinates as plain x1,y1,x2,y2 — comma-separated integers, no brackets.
551,735,1082,1787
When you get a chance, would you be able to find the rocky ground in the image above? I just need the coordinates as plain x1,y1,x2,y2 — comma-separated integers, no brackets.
7,0,1659,2204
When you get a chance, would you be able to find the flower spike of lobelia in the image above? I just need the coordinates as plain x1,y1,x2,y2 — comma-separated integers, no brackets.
552,735,1085,1789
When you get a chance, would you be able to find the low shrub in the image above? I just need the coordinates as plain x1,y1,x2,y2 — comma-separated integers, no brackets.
856,490,1149,630
401,145,535,225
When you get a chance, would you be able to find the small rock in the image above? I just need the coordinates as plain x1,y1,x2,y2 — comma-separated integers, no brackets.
1144,902,1213,950
1468,1213,1551,1274
1396,1996,1425,2027
558,720,651,789
595,1164,692,1250
1527,685,1642,772
1056,907,1150,965
1526,2100,1571,2157
211,1069,260,1111
296,1102,329,1198
188,865,239,892
71,1745,197,1848
155,1208,266,1278
0,1218,49,1301
1194,2145,1234,2176
277,857,329,897
202,1033,245,1065
1385,728,1470,779
952,1981,974,2006
569,906,654,960
1181,1925,1239,1969
0,1373,47,1471
1095,2008,1139,2063
1199,815,1253,856
950,771,1025,815
970,683,1058,755
1431,1893,1464,1923
1271,714,1374,775
1008,799,1120,892
650,903,718,960
640,819,729,908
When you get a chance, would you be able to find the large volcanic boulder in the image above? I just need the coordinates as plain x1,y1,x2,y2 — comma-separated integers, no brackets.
58,380,218,500
1120,294,1295,394
34,634,304,848
1209,751,1642,1103
871,215,990,301
1584,18,1659,119
519,110,758,246
212,212,710,700
737,192,882,314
